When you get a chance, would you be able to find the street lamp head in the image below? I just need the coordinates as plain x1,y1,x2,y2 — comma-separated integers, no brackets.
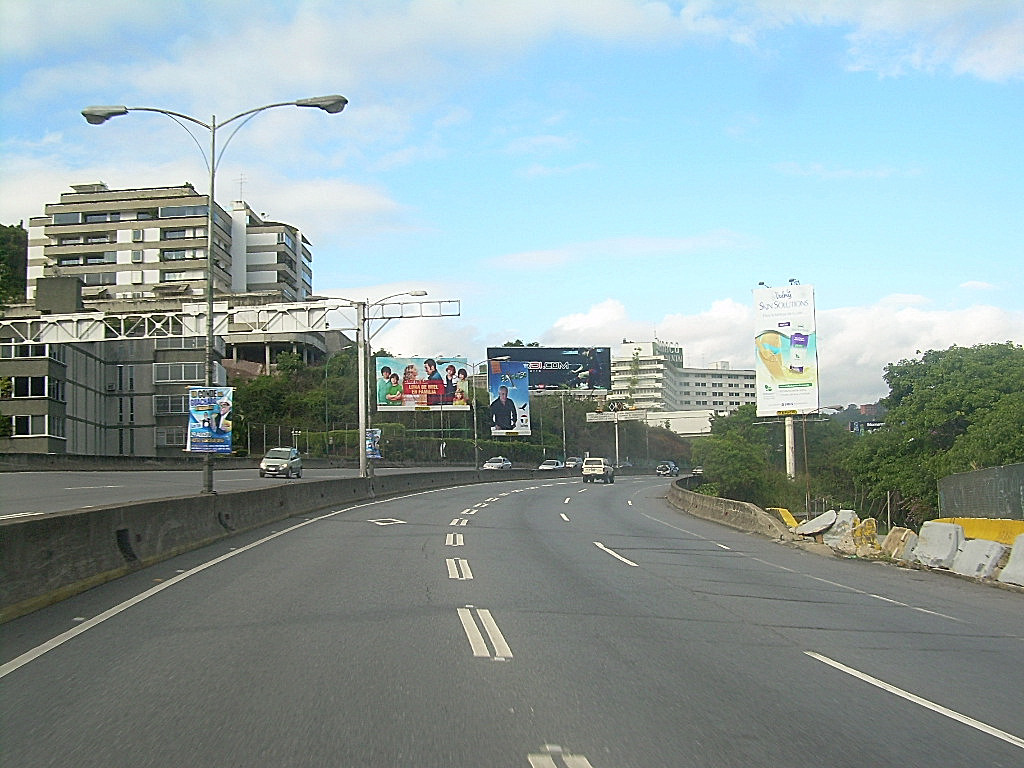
81,105,129,125
408,290,427,297
295,94,348,113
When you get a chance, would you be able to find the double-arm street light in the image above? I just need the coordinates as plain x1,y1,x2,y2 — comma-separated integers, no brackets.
82,94,347,493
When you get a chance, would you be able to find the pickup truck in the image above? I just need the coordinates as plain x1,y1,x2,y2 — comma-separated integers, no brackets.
581,457,615,483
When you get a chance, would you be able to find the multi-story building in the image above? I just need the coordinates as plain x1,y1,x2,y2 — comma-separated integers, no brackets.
5,182,335,457
27,182,313,304
609,340,756,415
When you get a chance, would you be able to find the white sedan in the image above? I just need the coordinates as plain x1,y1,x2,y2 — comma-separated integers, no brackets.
537,459,564,470
482,456,512,470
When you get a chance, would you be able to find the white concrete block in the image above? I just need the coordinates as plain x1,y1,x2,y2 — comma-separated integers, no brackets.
822,509,859,548
997,534,1024,586
951,539,1008,579
909,521,965,569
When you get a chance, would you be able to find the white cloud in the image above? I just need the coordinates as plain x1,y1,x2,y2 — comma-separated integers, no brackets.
960,280,995,291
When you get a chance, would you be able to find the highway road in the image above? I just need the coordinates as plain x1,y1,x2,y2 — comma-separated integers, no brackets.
2,476,1022,766
0,465,471,518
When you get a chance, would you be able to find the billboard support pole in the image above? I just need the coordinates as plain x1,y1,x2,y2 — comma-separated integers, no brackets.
785,415,796,479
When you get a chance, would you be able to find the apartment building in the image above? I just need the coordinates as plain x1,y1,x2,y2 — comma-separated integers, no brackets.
609,340,755,415
27,182,313,303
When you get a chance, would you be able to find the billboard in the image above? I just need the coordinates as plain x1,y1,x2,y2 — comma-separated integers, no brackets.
753,285,819,416
484,346,611,391
373,356,470,411
186,386,234,453
487,359,531,435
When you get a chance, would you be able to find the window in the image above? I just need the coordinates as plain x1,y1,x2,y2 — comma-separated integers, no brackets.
80,272,117,285
1,343,47,359
12,376,47,397
131,250,144,263
154,394,189,414
161,270,204,282
160,248,203,261
156,426,187,447
157,337,203,350
136,209,157,220
154,362,203,383
83,251,117,265
12,415,47,436
52,212,81,225
57,235,83,245
85,233,111,244
277,231,295,249
84,212,120,223
132,229,144,242
159,204,208,218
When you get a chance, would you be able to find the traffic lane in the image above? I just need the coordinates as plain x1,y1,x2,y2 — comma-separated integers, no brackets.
0,465,472,517
1,484,614,767
450,477,1024,765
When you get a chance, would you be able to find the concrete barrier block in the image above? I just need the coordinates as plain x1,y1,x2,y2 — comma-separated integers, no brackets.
997,534,1024,586
853,518,882,557
951,539,1009,579
822,509,859,548
910,521,965,568
881,527,916,560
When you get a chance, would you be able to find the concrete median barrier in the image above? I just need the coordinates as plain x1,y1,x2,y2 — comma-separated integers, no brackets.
0,469,521,623
909,521,965,568
997,534,1024,586
951,539,1008,579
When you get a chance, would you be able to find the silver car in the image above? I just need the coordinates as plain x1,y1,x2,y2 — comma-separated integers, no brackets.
260,447,302,478
482,456,512,470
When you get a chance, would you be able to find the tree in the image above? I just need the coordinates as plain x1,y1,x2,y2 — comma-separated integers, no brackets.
844,342,1024,520
0,223,28,304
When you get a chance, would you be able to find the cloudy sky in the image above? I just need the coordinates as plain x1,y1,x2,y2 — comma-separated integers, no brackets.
2,0,1022,406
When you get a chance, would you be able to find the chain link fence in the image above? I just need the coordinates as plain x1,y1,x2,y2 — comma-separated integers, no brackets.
938,463,1024,520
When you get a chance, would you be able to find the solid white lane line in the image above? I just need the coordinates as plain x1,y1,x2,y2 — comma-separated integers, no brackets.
593,541,639,567
805,652,1024,750
457,608,490,657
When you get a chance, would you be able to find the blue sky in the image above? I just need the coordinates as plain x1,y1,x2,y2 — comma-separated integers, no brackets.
2,0,1022,405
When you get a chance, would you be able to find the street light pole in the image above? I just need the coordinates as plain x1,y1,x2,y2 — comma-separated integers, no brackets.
83,95,347,493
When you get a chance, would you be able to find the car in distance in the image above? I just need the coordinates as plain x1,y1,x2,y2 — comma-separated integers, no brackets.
259,447,302,478
482,456,512,470
564,456,583,469
656,461,679,477
581,456,615,483
538,459,564,470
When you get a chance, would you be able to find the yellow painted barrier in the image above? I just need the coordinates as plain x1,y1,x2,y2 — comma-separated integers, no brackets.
766,507,800,528
934,518,1024,545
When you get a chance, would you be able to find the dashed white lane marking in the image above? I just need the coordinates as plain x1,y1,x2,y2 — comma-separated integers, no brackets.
445,533,464,546
593,542,638,567
457,607,512,660
446,558,474,580
806,652,1024,750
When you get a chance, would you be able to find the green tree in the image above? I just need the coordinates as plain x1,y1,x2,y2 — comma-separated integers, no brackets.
843,342,1024,521
0,223,28,304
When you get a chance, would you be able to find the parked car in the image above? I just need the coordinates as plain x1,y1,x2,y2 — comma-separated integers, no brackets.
581,456,615,483
538,459,564,470
564,456,583,469
656,461,679,477
259,447,302,478
482,456,512,470
691,466,704,476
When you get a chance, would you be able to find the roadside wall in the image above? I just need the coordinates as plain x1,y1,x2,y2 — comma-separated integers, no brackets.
665,482,793,540
0,469,535,623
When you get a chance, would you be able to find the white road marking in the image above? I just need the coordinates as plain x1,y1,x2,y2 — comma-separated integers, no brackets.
64,485,121,490
457,607,512,659
367,518,405,526
593,541,638,567
806,652,1024,750
528,745,595,768
563,498,571,504
450,518,469,526
445,533,464,546
560,513,570,522
446,558,473,580
627,500,633,505
461,508,477,515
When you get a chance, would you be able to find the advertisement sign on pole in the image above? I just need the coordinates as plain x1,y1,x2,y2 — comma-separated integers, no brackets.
373,356,470,411
487,359,531,435
365,428,382,459
753,285,820,416
485,346,611,391
186,386,234,454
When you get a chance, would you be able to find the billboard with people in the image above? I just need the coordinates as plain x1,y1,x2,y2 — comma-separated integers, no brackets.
487,359,531,435
373,356,470,411
485,346,610,391
186,386,234,453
